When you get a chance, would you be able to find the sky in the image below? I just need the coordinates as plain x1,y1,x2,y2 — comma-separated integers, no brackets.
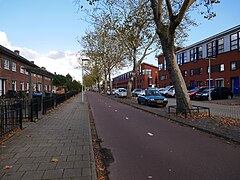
0,0,240,82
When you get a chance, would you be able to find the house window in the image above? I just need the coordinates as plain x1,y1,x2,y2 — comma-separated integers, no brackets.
12,62,16,71
4,59,9,70
20,66,25,74
190,69,194,76
164,59,166,71
197,81,203,87
158,64,163,71
182,70,187,77
177,53,182,65
216,78,224,87
207,41,217,57
198,46,203,59
220,64,224,72
190,48,198,62
183,52,188,63
230,33,238,50
20,82,24,90
12,80,17,91
218,38,224,54
230,62,237,71
198,67,203,75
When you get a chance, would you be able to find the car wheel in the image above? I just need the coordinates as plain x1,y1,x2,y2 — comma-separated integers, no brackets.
137,99,141,104
145,100,148,106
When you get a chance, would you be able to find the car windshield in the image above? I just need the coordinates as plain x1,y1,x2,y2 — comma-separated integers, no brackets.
119,89,127,92
188,88,199,93
146,90,161,96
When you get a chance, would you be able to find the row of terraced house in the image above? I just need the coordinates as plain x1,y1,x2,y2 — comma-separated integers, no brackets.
0,45,54,98
112,25,240,96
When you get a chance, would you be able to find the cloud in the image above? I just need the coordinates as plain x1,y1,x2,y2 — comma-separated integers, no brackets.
0,31,82,81
0,31,11,48
46,50,65,59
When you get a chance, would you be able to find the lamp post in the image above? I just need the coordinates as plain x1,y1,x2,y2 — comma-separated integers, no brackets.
76,52,89,104
208,57,216,101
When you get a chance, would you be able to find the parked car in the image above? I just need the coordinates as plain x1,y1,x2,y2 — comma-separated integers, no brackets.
115,88,127,98
107,88,117,95
211,87,233,100
188,87,207,100
195,87,233,100
195,88,214,100
159,86,175,97
137,89,168,107
131,89,145,97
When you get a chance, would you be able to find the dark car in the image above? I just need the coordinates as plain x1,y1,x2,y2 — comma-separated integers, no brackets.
137,89,168,107
188,87,207,100
195,87,233,100
211,87,233,100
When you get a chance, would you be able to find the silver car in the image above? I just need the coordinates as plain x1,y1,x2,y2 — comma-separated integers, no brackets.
115,88,127,98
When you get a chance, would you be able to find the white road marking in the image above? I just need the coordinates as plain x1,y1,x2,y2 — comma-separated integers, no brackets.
147,132,153,136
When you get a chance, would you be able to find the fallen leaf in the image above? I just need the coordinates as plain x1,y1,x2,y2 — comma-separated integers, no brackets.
51,158,59,163
3,165,13,170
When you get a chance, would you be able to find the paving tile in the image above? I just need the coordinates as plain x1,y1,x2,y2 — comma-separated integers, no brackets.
63,168,82,178
56,161,74,169
21,171,44,180
0,172,24,180
42,169,64,179
37,162,56,170
74,161,90,168
18,163,39,171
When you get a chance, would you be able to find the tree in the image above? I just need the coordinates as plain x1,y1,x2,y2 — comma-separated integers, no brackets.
150,0,219,113
108,0,159,97
81,12,129,94
76,0,219,112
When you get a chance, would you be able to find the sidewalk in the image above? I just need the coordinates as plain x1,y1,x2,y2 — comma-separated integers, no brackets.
0,93,96,180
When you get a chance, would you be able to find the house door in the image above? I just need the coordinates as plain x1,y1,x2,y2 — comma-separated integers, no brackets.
231,77,239,95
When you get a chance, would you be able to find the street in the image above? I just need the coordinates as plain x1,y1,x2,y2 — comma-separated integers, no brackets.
87,91,240,180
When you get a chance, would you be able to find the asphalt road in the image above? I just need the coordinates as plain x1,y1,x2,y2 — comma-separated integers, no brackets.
87,92,240,180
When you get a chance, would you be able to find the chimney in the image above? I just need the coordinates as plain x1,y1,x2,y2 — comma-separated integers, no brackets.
41,67,46,70
30,61,34,64
14,50,20,55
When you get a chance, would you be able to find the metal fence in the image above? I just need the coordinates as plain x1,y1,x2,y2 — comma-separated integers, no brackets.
0,100,23,138
0,91,79,138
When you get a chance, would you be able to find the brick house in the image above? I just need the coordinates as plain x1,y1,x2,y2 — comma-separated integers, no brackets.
0,45,53,97
158,25,240,95
112,62,158,90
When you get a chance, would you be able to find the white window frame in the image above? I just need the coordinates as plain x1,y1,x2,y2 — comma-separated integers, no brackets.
20,66,25,74
12,80,17,91
12,62,17,72
220,64,224,72
4,59,9,70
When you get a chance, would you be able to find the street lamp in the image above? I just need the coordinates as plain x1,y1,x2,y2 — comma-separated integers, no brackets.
208,57,216,101
76,52,89,103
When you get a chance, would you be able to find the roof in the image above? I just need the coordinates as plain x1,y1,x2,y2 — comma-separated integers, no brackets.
0,44,54,78
178,24,240,52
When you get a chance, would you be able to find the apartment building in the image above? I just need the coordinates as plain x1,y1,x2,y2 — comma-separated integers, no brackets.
158,25,240,95
0,45,53,97
112,62,158,89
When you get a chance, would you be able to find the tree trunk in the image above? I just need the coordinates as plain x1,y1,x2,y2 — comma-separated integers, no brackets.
162,43,192,113
108,71,113,94
104,72,108,95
